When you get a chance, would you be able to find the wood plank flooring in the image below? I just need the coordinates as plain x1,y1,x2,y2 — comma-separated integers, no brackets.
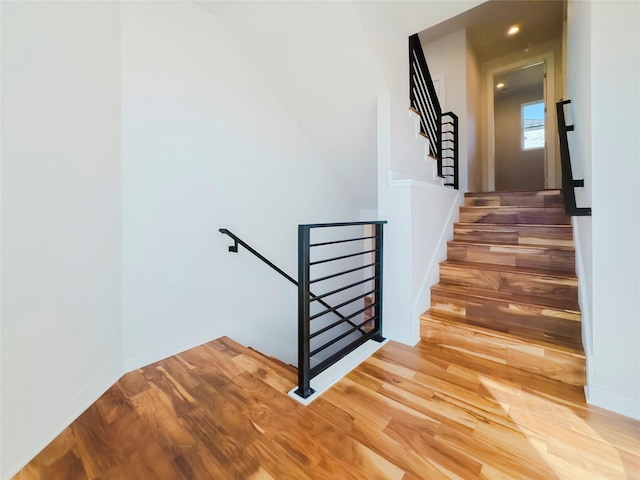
14,336,640,480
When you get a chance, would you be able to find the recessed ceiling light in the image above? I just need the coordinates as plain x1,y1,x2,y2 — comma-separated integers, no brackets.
507,25,520,36
496,82,505,89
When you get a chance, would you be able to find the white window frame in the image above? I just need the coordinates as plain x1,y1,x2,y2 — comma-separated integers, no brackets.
521,100,545,151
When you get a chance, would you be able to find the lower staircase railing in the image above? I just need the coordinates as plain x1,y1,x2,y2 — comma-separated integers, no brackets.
296,221,387,398
220,221,387,400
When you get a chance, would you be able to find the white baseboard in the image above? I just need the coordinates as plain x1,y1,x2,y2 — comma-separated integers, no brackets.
384,327,420,347
225,322,298,367
1,360,123,480
122,322,232,372
288,339,388,405
586,385,640,420
411,189,462,325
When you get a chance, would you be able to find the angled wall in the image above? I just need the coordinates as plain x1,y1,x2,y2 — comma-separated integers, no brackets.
120,2,360,370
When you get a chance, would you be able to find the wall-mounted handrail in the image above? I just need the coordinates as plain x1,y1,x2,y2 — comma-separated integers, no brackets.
219,228,366,334
295,221,387,399
409,34,459,190
219,228,297,284
556,100,591,216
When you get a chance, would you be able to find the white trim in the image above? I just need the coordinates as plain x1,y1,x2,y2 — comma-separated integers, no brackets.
123,322,232,372
288,339,388,406
1,361,123,480
485,52,557,190
387,173,448,191
410,190,463,325
571,217,592,356
521,100,546,151
586,386,640,420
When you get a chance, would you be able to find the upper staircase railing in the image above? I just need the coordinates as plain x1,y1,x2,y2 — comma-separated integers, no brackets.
556,100,591,216
409,34,459,189
220,221,387,400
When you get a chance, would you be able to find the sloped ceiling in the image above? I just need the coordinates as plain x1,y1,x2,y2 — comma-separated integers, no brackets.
196,1,387,208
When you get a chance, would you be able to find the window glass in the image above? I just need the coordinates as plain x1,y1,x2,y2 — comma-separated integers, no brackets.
522,101,545,150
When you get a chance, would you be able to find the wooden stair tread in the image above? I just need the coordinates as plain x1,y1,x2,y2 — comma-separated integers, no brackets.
448,239,575,252
465,189,562,197
460,206,566,211
441,259,577,280
456,222,571,228
422,310,585,357
459,207,571,226
428,189,585,387
453,223,574,247
431,283,580,312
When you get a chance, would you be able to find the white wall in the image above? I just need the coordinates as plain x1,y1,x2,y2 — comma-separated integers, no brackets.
567,0,640,420
494,88,545,191
121,2,359,370
355,3,483,345
377,94,461,345
466,39,482,192
420,29,471,192
481,38,564,191
566,0,593,360
198,1,388,209
1,2,122,477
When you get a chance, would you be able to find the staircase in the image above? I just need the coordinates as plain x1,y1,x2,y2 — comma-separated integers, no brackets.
421,189,586,387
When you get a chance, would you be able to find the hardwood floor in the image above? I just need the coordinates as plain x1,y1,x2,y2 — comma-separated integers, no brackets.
14,336,640,479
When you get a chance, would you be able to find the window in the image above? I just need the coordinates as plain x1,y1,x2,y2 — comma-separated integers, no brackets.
522,100,545,150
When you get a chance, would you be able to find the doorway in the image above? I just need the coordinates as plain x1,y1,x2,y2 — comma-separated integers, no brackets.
485,53,557,191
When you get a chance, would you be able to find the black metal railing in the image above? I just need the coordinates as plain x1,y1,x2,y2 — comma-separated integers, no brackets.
295,221,386,399
409,34,459,190
219,229,368,335
556,100,591,216
441,112,459,189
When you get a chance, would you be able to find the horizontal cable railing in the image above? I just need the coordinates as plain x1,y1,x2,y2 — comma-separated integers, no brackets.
556,100,591,216
409,33,460,190
295,221,387,399
219,229,367,335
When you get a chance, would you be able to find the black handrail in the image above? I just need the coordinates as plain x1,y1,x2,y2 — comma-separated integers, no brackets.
295,221,387,399
556,100,591,216
409,34,459,190
219,228,366,334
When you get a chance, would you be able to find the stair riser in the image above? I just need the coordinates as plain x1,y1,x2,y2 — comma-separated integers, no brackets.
459,208,570,225
421,316,586,386
439,264,578,301
447,243,575,273
464,193,564,208
454,225,573,247
430,292,582,346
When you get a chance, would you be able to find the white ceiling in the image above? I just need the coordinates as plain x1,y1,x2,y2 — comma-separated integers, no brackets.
419,0,565,62
495,62,545,97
